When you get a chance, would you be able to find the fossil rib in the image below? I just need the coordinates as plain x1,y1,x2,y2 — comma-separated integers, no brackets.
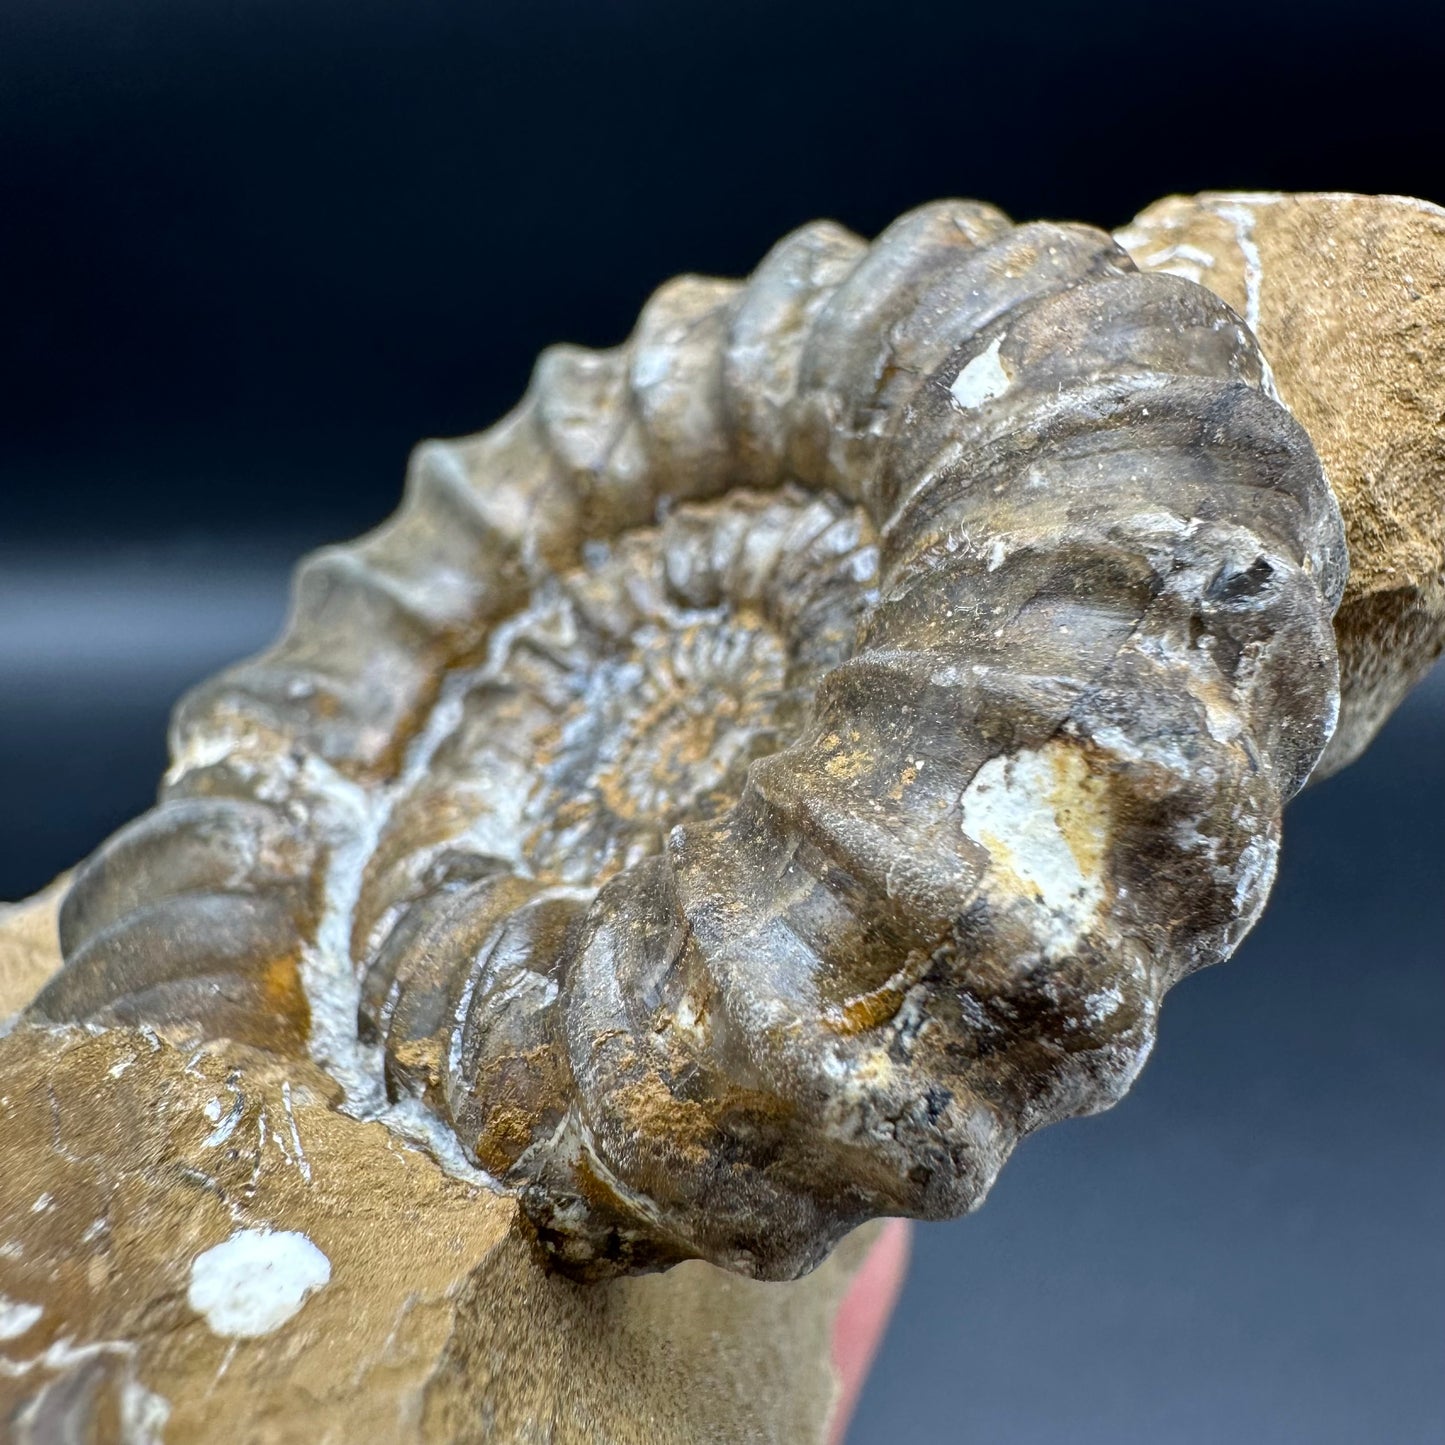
29,201,1347,1281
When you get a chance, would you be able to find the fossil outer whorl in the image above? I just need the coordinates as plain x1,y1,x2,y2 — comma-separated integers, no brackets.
29,201,1346,1281
1118,191,1445,777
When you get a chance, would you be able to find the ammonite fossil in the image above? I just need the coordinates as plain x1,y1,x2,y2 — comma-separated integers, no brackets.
29,200,1346,1282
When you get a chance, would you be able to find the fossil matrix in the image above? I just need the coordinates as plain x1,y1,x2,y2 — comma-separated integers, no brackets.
31,201,1348,1281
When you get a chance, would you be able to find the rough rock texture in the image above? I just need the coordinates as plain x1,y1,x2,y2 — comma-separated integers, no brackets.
0,893,872,1444
29,202,1346,1282
1119,191,1445,775
0,881,66,1020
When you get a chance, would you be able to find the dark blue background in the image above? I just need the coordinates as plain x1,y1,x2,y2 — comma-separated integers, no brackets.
3,2,1442,1439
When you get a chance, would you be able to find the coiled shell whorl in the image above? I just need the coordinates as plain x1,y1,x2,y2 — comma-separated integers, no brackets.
30,201,1347,1281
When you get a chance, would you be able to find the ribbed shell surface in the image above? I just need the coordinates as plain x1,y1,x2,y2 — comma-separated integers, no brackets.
32,201,1346,1280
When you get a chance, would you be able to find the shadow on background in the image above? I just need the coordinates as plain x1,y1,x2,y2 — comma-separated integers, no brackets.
3,2,1442,1440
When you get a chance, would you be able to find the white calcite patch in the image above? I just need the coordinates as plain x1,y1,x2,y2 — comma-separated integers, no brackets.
187,1228,331,1339
1214,200,1266,330
949,334,1012,409
0,1295,43,1340
958,742,1109,957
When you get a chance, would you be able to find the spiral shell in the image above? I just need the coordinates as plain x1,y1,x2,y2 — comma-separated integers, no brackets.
30,201,1346,1280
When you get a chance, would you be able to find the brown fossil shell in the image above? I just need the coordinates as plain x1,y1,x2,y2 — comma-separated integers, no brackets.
1118,190,1445,777
28,200,1346,1281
